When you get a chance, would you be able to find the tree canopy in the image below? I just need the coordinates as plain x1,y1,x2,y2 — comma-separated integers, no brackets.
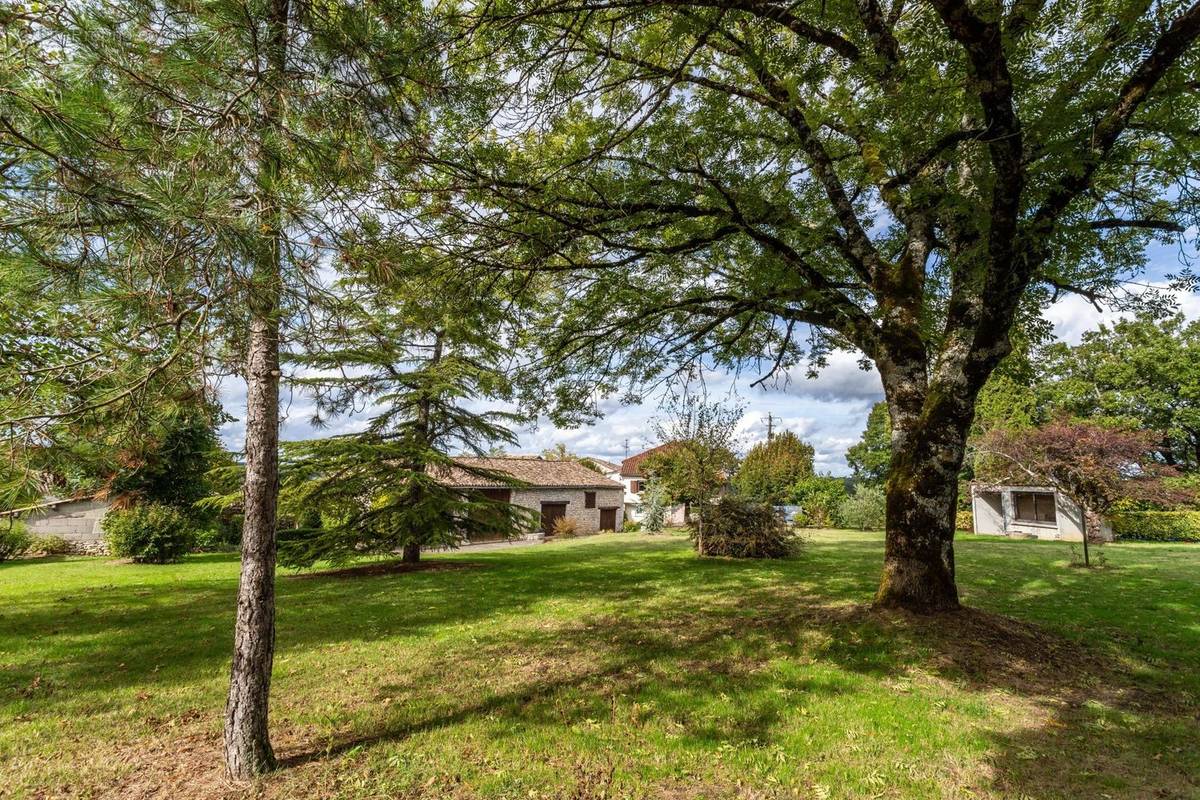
399,0,1200,610
735,430,815,504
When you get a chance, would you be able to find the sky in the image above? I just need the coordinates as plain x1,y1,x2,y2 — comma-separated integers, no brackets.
218,256,1200,476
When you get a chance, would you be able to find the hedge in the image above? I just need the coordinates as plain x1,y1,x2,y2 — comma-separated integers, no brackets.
1111,511,1200,542
956,510,974,532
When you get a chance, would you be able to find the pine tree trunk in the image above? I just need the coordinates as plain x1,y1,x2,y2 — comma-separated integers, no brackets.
402,542,421,563
224,312,280,779
224,0,287,779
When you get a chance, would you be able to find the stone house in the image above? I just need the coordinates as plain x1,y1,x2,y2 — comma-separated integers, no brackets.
2,497,111,554
438,456,625,537
970,483,1113,542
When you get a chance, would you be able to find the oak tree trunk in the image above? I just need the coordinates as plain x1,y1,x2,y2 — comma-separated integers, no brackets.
873,373,973,613
875,459,961,613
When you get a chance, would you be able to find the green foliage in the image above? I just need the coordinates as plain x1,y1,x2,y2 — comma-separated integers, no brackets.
956,511,974,532
0,523,32,562
734,431,815,504
639,480,670,533
622,519,642,532
102,504,195,564
837,486,887,532
788,475,849,528
1112,511,1200,542
30,535,73,556
845,404,891,485
193,518,242,553
551,517,581,538
109,407,224,514
1039,313,1200,472
644,394,741,510
693,496,799,559
274,275,536,568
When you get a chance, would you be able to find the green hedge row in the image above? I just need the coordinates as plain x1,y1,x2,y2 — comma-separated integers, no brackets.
1111,511,1200,542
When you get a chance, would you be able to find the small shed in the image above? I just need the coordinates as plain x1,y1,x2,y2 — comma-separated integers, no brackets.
2,497,111,554
970,484,1112,542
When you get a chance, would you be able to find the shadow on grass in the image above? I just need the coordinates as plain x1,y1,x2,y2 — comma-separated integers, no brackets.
5,534,1199,798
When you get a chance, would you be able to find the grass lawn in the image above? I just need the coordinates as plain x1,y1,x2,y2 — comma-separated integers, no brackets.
1,531,1198,800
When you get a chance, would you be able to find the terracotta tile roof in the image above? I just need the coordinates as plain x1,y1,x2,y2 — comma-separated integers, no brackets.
437,457,624,490
582,456,621,473
619,443,679,477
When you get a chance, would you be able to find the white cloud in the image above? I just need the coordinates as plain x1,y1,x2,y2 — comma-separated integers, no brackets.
1045,284,1200,344
216,282,1200,475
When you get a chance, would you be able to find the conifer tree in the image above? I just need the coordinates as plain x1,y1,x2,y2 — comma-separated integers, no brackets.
275,274,537,567
1,0,438,776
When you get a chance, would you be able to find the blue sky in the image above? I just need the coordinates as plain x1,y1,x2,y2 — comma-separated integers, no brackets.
219,249,1200,475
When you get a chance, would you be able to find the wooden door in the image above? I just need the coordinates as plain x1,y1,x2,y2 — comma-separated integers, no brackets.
599,508,617,531
541,502,568,535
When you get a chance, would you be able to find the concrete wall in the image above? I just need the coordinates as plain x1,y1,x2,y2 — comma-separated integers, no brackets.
511,487,625,534
972,492,1005,534
971,487,1111,542
20,500,110,554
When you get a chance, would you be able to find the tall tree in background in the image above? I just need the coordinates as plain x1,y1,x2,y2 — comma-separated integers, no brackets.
1041,313,1200,472
846,403,892,485
1,0,435,776
419,0,1200,611
735,430,815,504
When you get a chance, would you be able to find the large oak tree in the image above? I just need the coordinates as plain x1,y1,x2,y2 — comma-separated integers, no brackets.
415,0,1200,611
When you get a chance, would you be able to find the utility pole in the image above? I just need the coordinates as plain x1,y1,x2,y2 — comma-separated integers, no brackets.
623,438,630,458
762,412,775,441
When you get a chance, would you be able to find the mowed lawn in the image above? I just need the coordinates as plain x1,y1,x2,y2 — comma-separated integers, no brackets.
1,532,1198,800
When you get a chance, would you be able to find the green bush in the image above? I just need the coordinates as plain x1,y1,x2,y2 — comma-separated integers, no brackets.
836,485,887,531
788,475,849,527
31,534,73,555
1111,511,1200,542
622,519,641,532
193,514,242,552
694,496,800,559
102,503,195,563
956,510,974,532
0,523,33,562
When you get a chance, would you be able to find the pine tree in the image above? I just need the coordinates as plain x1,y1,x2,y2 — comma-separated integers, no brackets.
1,0,439,776
276,270,537,567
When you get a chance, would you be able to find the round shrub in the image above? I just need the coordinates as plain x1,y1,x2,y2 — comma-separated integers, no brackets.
787,475,848,528
102,503,195,563
0,523,33,562
955,510,974,532
694,496,800,559
622,519,642,532
836,485,887,531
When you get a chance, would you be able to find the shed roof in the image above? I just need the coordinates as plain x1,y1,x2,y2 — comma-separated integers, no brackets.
437,457,623,490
